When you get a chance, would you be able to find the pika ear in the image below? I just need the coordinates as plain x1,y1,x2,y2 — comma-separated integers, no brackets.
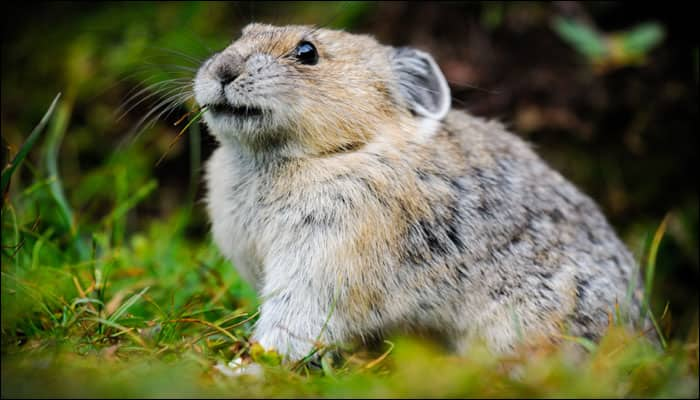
391,47,451,120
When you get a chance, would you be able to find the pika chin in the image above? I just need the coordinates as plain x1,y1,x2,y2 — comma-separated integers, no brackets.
195,23,649,361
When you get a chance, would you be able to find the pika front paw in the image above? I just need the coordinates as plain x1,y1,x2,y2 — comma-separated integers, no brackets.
253,328,318,362
214,357,264,378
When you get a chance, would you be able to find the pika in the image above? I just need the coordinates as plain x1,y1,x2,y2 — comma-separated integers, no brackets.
195,23,647,360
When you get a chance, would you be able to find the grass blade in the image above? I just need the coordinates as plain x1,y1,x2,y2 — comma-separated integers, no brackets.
2,93,62,197
559,334,598,353
552,17,606,61
108,286,150,323
45,99,73,230
641,214,670,349
83,317,148,347
645,214,669,306
103,180,158,226
43,96,90,260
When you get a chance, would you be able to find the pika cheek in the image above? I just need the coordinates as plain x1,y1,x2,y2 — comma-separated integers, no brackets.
194,77,222,107
245,53,273,74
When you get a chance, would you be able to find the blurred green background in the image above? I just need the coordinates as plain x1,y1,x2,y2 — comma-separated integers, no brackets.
1,0,697,382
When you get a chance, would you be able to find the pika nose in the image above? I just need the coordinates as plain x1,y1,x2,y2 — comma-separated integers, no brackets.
215,64,238,85
210,51,243,86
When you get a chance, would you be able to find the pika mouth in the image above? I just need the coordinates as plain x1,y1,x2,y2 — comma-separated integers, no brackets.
207,103,265,118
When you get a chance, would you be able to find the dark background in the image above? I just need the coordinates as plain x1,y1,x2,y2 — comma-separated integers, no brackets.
2,2,697,337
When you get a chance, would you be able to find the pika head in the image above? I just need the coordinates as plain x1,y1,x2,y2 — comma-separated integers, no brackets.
194,23,451,155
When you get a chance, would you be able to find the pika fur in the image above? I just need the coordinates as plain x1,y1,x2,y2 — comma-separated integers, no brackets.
195,23,647,360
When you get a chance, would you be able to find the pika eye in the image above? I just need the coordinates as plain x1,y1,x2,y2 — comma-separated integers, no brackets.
295,41,318,65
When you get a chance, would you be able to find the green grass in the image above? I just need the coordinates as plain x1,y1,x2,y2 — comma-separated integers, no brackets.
1,95,698,398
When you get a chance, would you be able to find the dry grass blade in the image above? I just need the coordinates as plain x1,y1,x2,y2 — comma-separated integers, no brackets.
169,317,240,343
363,340,395,370
156,107,208,166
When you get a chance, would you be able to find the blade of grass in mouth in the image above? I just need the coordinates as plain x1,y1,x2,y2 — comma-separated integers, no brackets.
156,106,208,167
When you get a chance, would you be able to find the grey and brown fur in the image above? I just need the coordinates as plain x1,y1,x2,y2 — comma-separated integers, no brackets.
195,23,647,360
